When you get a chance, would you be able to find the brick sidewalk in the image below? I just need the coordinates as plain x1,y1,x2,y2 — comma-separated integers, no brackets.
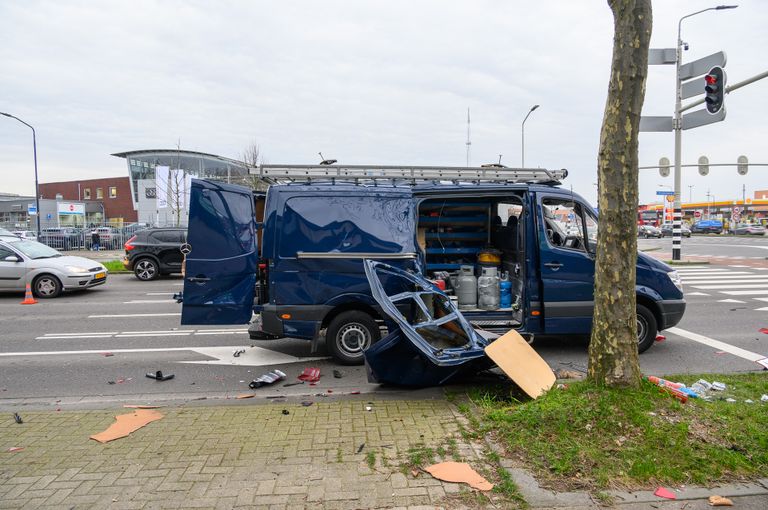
0,400,490,509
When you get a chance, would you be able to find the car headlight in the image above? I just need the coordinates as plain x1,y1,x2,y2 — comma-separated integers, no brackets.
667,270,683,292
65,266,91,274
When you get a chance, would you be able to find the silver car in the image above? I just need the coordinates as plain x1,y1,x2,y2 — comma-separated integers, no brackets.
0,236,108,298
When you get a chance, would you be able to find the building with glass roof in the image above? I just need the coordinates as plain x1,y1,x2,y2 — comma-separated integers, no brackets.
112,149,251,226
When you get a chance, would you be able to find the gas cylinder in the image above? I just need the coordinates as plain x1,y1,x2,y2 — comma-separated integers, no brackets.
477,266,500,311
456,265,477,310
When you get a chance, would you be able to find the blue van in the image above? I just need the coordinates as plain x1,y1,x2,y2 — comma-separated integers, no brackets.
180,165,686,364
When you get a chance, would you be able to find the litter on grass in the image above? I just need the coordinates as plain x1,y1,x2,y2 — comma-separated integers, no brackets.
424,462,493,491
653,487,676,500
90,409,163,443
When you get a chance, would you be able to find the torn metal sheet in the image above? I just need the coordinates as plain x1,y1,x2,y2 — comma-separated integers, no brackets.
363,260,490,386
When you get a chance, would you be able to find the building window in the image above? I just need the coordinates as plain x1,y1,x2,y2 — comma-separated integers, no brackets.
96,188,103,199
84,188,91,199
109,187,117,198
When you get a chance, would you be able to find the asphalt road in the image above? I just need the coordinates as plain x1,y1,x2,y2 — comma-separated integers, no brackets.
1,236,766,410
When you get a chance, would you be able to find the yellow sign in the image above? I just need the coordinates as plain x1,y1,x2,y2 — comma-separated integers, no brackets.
666,195,675,203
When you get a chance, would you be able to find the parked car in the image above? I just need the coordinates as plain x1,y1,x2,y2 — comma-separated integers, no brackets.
691,220,723,234
732,223,766,236
0,227,17,237
638,225,662,238
37,227,83,250
660,224,691,238
122,222,151,237
0,237,107,298
123,227,187,280
179,169,686,365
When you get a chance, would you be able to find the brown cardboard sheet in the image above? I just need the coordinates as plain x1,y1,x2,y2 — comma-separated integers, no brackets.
90,409,164,443
424,462,493,491
484,329,556,399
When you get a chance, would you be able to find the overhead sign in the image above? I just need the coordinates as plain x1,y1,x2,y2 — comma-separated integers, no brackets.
56,202,85,215
27,203,37,215
682,108,726,130
656,190,675,196
648,48,676,65
640,116,673,132
679,51,727,81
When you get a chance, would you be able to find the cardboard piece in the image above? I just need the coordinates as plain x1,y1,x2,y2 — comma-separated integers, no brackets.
236,394,255,399
708,495,734,506
484,329,556,399
122,405,162,409
424,462,493,491
90,409,164,443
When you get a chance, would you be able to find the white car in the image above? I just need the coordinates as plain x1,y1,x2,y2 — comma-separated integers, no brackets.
0,237,108,298
12,230,37,241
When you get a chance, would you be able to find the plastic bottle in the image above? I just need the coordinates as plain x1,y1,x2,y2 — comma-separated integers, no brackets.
500,277,512,309
477,266,500,311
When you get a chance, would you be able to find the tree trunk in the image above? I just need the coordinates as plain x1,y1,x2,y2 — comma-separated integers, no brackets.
587,0,652,387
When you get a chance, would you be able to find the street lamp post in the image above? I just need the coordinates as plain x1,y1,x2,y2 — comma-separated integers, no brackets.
672,5,737,260
521,104,540,167
0,112,41,235
688,184,694,203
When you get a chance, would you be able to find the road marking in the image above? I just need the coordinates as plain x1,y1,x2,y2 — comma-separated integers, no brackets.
721,290,768,296
675,268,730,272
681,273,755,279
88,313,181,318
687,279,768,285
35,329,249,340
146,292,173,296
39,332,119,336
0,347,233,357
717,299,746,303
754,298,768,302
36,335,115,339
685,292,710,296
115,332,191,337
692,284,768,290
666,327,765,363
754,307,768,311
728,265,751,268
123,300,175,304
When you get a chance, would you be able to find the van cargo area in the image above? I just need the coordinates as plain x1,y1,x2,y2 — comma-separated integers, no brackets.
417,195,525,331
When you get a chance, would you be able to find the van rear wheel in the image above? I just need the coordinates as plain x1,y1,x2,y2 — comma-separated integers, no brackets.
637,304,657,353
326,311,380,365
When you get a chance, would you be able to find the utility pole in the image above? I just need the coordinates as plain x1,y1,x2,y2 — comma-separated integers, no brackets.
688,184,694,203
465,108,471,167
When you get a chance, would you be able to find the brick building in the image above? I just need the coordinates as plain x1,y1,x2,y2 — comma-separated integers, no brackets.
39,176,137,224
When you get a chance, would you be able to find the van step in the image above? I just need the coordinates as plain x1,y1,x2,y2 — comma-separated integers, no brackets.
253,164,567,185
469,320,520,327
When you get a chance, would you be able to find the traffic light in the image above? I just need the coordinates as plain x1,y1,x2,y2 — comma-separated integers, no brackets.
704,66,725,114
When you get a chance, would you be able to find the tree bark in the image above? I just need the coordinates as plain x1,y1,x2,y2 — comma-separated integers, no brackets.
588,0,652,387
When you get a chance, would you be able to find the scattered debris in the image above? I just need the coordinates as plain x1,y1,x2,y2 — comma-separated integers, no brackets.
7,447,24,453
349,390,361,395
301,401,313,407
484,330,556,399
236,394,255,399
298,367,321,383
761,394,768,402
122,405,162,409
249,370,286,389
725,398,737,403
13,413,23,424
759,328,768,334
233,349,245,358
411,469,420,478
333,369,343,379
711,381,727,391
283,381,304,387
424,462,494,491
282,409,290,415
708,495,734,506
90,409,163,443
744,399,754,404
101,352,114,357
365,405,373,412
356,443,365,454
690,379,713,393
554,369,584,380
655,334,666,342
653,487,677,500
146,371,174,381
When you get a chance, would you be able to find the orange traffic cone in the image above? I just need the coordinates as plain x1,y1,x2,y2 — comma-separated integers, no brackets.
21,283,37,305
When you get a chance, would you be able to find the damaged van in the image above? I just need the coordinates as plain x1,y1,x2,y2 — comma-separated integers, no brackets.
180,164,685,365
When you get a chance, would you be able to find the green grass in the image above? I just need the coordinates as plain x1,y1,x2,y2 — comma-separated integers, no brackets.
366,451,376,469
467,373,768,491
103,260,128,272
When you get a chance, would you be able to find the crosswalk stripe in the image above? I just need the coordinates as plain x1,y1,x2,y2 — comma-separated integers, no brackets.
721,290,768,295
718,299,746,303
679,272,753,277
675,268,730,272
667,327,766,362
692,284,768,290
685,279,768,285
685,292,710,296
682,274,756,280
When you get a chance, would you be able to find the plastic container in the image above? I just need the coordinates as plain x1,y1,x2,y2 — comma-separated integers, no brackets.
500,280,512,308
456,265,477,310
477,266,500,311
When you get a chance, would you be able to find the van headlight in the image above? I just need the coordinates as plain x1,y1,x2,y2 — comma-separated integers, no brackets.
667,270,683,292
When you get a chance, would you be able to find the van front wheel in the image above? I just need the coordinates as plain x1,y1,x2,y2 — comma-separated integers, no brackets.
326,311,380,365
637,304,657,354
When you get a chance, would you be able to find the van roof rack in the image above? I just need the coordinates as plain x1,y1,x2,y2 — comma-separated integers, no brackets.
251,164,568,185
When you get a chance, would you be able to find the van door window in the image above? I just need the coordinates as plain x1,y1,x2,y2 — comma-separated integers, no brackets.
542,199,586,252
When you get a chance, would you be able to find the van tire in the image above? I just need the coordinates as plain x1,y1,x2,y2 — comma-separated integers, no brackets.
636,304,657,354
326,311,380,365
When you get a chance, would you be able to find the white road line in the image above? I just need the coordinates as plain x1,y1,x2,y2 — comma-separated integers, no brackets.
88,313,181,318
0,346,242,357
40,332,118,336
686,279,768,285
692,284,768,290
685,292,710,296
666,327,765,363
146,292,173,296
195,331,246,335
115,332,191,337
123,300,175,304
754,298,768,302
755,307,768,311
35,335,115,340
717,299,746,303
681,273,755,279
675,268,730,272
728,265,751,268
722,290,768,296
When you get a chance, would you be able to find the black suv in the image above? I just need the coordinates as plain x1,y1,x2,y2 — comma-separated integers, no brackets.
123,228,187,280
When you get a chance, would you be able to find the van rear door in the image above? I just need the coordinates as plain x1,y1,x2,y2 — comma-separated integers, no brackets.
181,179,258,325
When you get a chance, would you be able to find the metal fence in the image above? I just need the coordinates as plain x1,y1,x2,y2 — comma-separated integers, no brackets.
0,221,175,251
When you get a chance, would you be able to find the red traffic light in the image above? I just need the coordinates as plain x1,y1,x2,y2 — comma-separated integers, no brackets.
704,74,718,85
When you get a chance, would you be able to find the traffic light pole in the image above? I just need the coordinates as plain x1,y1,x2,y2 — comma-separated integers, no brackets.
672,18,685,261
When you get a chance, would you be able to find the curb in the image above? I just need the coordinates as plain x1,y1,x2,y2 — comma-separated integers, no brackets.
666,260,710,266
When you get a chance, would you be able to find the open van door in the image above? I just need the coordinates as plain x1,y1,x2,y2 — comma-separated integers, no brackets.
181,179,258,325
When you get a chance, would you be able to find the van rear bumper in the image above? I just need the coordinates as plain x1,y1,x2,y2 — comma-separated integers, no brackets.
659,299,686,330
255,304,332,340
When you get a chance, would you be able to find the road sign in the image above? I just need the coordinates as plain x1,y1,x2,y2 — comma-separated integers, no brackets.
679,51,727,81
27,204,37,216
694,211,702,218
640,116,673,132
733,206,741,213
648,48,676,65
656,190,675,196
682,107,726,130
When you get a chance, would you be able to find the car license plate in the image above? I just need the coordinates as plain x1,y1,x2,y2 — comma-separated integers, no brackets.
95,272,106,279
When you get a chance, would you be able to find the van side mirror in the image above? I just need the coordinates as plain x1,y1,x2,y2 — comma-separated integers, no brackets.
4,255,20,263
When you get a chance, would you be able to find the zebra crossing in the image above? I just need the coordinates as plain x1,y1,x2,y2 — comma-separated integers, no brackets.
678,266,768,307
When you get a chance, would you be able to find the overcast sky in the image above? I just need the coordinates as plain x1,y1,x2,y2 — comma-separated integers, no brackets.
1,0,766,205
